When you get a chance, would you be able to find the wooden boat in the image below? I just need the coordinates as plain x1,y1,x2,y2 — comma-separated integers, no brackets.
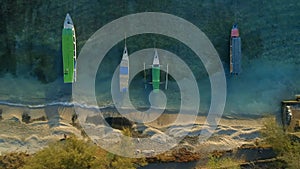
119,42,129,93
62,13,76,83
230,24,242,75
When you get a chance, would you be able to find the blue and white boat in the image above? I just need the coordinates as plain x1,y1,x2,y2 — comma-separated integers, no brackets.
119,41,129,93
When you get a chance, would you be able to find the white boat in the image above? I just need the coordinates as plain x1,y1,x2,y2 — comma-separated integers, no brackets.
119,42,129,93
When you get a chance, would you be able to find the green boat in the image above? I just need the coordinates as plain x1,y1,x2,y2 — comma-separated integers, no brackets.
152,49,160,92
62,13,76,83
143,49,169,92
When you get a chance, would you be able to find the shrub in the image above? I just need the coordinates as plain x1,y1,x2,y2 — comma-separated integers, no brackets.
206,155,241,169
260,117,300,169
0,152,29,169
260,117,291,155
22,137,104,169
21,135,146,169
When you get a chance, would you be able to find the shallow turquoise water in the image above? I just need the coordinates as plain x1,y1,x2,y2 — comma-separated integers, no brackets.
0,54,299,117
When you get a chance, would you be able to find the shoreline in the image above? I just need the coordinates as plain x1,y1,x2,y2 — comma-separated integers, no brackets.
0,104,267,161
0,99,272,119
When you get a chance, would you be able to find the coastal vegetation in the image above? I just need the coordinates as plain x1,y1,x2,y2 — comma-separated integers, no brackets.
0,152,28,169
0,136,147,169
260,117,300,169
206,155,241,169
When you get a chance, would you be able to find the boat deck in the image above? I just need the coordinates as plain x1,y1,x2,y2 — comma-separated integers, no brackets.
62,13,76,83
230,37,242,74
120,61,129,93
119,46,129,93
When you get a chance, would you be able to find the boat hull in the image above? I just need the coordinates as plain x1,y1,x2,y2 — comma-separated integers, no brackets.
120,61,129,92
230,37,241,74
62,28,76,83
62,13,76,83
230,24,242,75
152,67,160,92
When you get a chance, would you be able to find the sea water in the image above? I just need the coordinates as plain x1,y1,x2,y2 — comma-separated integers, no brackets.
0,54,299,118
0,0,299,117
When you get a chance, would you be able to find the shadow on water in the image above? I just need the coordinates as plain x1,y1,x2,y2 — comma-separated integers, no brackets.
139,162,197,169
235,148,276,162
139,148,276,169
44,79,72,128
44,105,60,128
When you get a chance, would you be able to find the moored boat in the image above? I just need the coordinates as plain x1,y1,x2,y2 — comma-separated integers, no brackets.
152,49,160,92
62,13,76,83
230,24,242,75
119,42,129,93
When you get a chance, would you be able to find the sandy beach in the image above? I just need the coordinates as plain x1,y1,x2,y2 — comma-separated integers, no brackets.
0,104,265,158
